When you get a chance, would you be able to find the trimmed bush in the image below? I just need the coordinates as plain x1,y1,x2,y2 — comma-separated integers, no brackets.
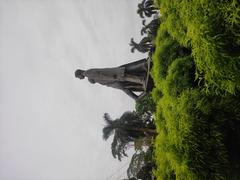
154,90,240,179
151,1,240,178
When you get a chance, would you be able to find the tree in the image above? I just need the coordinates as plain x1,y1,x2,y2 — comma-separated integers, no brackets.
127,151,147,178
137,0,158,18
127,147,156,180
130,37,153,53
141,18,160,38
135,93,156,115
102,112,156,161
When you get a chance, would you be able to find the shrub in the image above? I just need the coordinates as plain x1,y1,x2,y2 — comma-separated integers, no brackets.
155,0,240,95
154,90,240,179
151,1,240,179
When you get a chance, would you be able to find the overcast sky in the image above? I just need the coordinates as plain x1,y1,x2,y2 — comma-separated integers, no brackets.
0,0,146,180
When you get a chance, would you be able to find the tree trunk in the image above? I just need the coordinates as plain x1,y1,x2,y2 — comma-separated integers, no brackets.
125,127,157,136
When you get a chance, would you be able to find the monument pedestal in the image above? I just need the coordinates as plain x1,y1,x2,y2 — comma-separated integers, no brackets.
144,58,154,92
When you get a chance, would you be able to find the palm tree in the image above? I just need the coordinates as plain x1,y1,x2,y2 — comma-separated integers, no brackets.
137,0,158,18
141,18,160,38
129,37,153,53
102,111,156,161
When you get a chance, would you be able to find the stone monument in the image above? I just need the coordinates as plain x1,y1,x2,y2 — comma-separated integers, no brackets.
75,58,153,101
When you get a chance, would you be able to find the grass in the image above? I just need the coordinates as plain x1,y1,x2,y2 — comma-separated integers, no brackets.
151,0,240,179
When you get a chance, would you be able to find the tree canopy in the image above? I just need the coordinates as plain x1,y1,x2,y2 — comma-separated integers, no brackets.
102,111,156,161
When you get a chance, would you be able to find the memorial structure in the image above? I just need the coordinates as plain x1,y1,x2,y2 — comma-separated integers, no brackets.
75,58,153,101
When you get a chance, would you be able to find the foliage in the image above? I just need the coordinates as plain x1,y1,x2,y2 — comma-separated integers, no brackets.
151,29,192,91
134,136,153,151
102,111,156,161
155,0,240,95
127,147,155,180
135,93,156,115
151,1,240,179
154,90,240,179
137,0,158,19
127,151,146,178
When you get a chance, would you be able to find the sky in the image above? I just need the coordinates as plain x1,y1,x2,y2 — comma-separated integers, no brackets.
0,0,145,180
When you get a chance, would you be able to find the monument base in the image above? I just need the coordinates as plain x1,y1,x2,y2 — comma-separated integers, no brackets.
144,58,154,92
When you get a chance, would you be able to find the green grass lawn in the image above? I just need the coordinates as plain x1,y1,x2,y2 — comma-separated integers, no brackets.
151,0,240,179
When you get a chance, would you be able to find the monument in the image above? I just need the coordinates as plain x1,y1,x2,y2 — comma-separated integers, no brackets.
75,58,153,101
